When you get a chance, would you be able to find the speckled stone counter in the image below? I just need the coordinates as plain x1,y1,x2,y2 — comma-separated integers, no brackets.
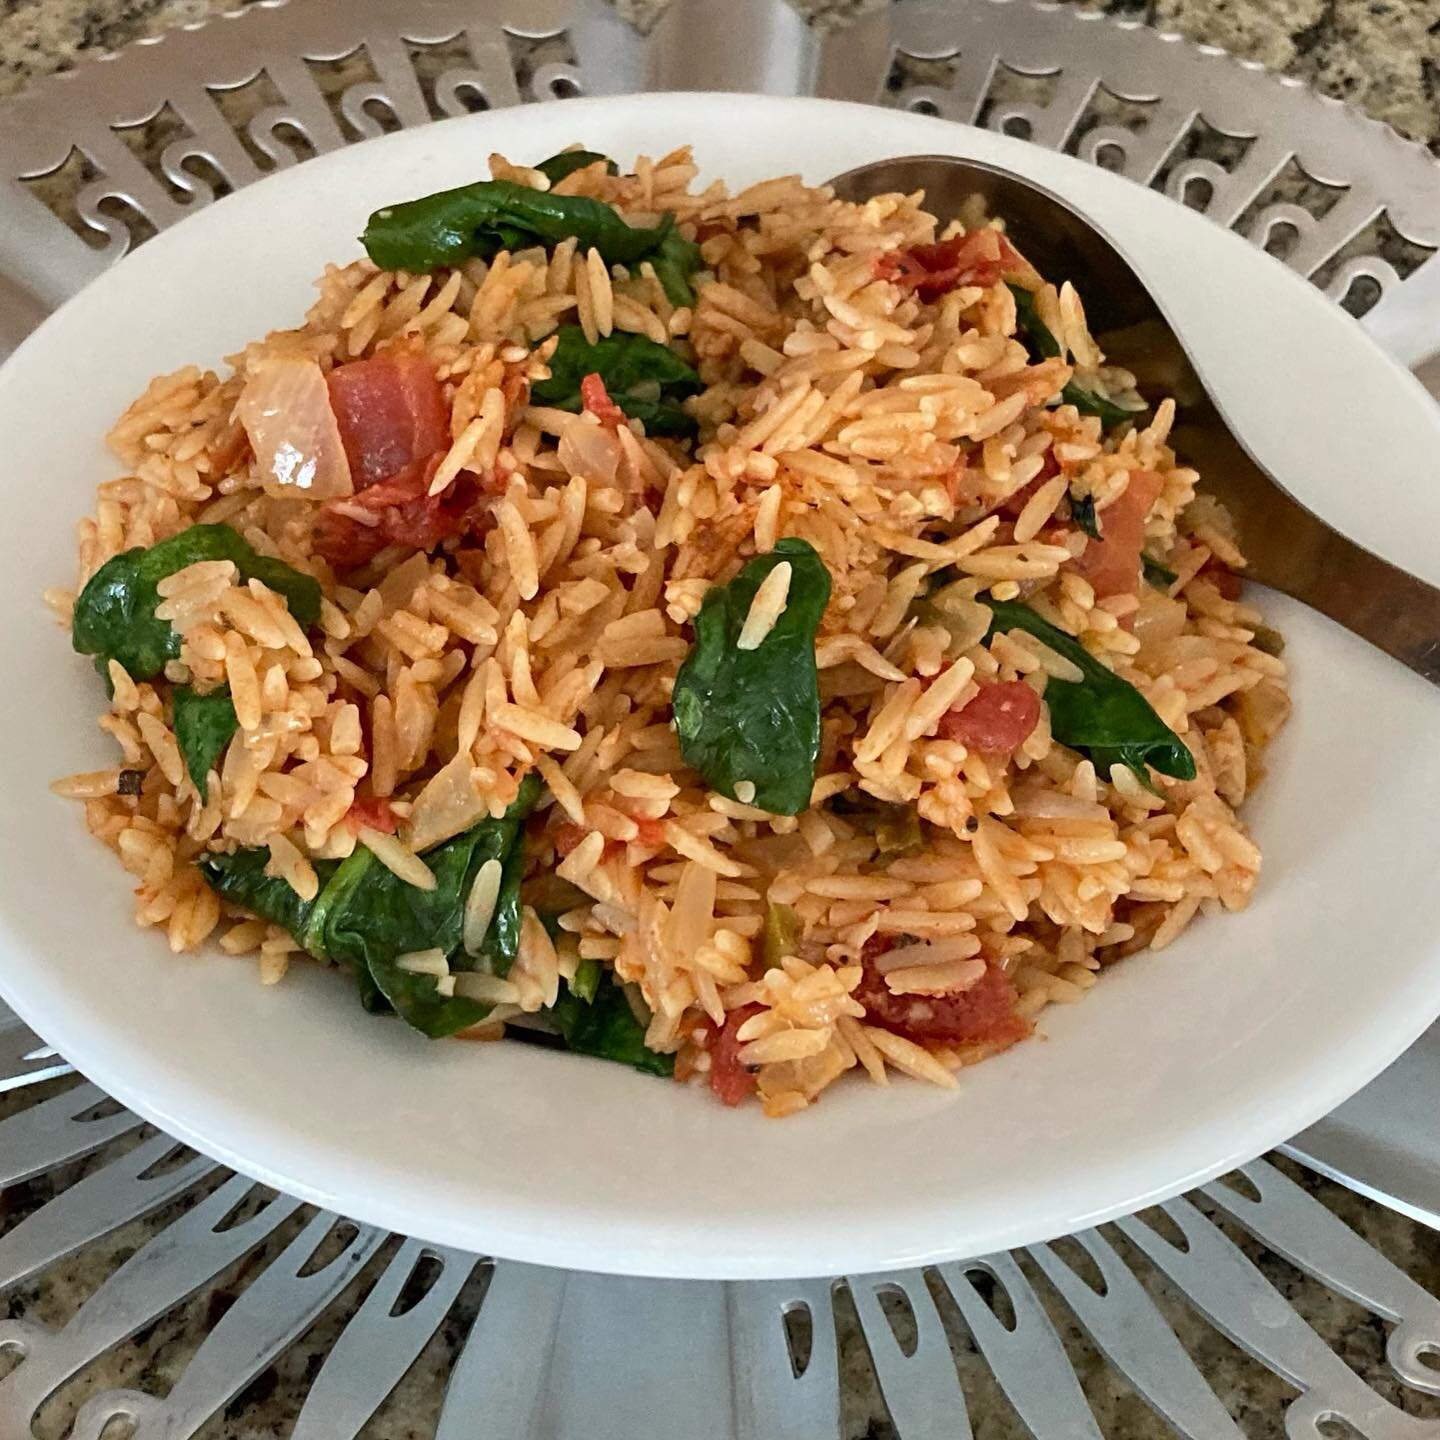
1,2,1438,1436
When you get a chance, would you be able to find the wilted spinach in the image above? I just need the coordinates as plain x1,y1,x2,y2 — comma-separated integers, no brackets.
531,326,701,436
570,958,602,1003
673,539,831,816
984,599,1195,783
1063,382,1140,429
197,775,541,1037
827,792,923,857
476,791,534,979
197,846,339,949
72,524,321,682
364,953,493,1039
361,179,701,304
1006,282,1145,429
172,685,238,801
546,971,673,1076
1070,492,1102,541
535,149,619,184
1141,553,1179,590
647,227,705,309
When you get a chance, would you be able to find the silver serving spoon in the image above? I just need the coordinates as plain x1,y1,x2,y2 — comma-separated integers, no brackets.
829,155,1440,686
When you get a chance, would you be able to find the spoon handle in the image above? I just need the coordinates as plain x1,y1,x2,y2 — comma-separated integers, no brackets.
1168,418,1440,687
1280,514,1440,687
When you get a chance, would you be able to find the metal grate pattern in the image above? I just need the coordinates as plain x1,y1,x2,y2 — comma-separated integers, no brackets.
1,1010,1438,1438
1,1,1439,1435
1,0,1436,353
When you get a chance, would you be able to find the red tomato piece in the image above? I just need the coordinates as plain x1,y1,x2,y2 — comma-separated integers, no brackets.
326,350,450,491
1200,561,1243,601
998,449,1061,519
937,680,1041,754
580,372,627,431
1070,467,1164,600
994,233,1047,289
873,230,1006,303
709,1004,764,1107
856,940,1030,1048
499,370,530,436
632,817,669,850
347,796,398,834
313,455,487,570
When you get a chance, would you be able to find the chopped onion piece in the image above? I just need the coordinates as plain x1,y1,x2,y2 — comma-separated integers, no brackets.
236,355,353,500
557,413,622,485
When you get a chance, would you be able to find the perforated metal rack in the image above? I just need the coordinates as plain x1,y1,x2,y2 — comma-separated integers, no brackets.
1,3,1439,1436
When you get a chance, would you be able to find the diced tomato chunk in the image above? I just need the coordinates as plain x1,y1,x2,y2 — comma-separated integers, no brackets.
500,370,530,428
1200,560,1243,601
856,938,1030,1048
326,350,450,490
998,449,1061,519
632,817,670,849
709,1004,764,1107
995,233,1040,285
873,229,1006,303
938,681,1041,754
1070,467,1163,600
312,455,487,570
580,373,627,431
347,796,398,834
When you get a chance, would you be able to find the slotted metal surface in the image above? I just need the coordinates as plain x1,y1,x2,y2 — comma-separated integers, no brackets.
2,1013,1438,1439
1,2,1438,1435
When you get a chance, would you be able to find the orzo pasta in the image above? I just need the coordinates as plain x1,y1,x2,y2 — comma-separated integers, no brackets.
51,145,1290,1116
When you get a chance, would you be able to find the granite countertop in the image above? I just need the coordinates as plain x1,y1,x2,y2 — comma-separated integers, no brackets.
0,1,1438,1437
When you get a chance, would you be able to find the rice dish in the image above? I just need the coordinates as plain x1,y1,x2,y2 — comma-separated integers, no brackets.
49,145,1291,1116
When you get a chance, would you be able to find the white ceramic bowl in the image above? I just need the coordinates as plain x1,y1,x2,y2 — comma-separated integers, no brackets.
3,94,1439,1280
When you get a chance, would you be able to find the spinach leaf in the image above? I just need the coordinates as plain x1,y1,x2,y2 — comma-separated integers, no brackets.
72,524,321,682
647,226,704,308
172,686,238,801
673,539,831,816
1070,492,1102,541
197,776,541,1034
1061,383,1141,428
546,972,673,1076
473,777,542,978
531,326,701,436
1141,553,1178,590
197,847,339,953
536,149,619,184
984,599,1196,783
827,791,923,857
363,179,676,274
570,958,602,1003
365,954,493,1039
1007,282,1061,360
1006,282,1145,429
314,775,541,984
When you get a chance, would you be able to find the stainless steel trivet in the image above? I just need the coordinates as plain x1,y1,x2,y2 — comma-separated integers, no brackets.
2,3,1439,1436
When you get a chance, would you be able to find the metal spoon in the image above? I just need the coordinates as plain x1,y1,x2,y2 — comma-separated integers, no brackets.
829,155,1440,686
